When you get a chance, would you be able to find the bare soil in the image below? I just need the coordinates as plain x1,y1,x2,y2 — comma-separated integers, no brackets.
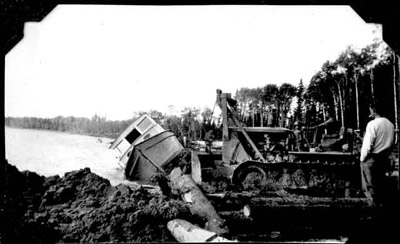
1,160,399,243
1,161,194,243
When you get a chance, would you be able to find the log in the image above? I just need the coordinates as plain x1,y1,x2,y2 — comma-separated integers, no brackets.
206,191,283,212
206,191,287,201
217,210,252,221
167,219,216,242
236,196,372,221
167,219,236,243
190,151,202,185
169,167,228,235
247,196,370,208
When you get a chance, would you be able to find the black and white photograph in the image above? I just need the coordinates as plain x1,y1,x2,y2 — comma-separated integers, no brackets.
2,1,399,243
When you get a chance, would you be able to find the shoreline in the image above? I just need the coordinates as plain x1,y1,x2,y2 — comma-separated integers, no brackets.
5,126,117,140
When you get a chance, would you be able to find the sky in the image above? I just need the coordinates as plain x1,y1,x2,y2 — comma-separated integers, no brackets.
5,5,381,121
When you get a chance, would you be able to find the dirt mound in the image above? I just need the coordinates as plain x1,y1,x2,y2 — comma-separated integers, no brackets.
1,161,55,243
1,161,192,243
39,167,110,207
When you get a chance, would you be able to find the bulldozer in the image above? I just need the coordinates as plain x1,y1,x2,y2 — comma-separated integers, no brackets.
193,89,368,198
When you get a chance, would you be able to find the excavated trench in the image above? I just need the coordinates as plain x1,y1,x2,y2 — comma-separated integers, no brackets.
1,160,399,243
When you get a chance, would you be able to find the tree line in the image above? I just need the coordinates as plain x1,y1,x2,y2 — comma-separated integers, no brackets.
233,41,397,132
234,82,298,128
4,107,221,141
4,115,134,139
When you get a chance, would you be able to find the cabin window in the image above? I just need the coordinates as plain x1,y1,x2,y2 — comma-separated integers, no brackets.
116,139,131,154
126,128,141,144
137,117,152,132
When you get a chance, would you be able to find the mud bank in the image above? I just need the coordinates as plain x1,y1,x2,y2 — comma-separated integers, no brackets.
1,161,194,243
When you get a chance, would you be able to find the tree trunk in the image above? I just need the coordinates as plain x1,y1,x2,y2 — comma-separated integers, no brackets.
370,69,375,100
337,81,345,127
393,54,398,144
329,87,339,122
200,125,202,141
322,106,327,134
169,167,228,235
354,74,360,130
252,109,255,127
343,76,348,126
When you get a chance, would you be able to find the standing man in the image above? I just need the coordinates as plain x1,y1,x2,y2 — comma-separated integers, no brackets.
205,129,215,154
360,101,394,208
293,121,305,151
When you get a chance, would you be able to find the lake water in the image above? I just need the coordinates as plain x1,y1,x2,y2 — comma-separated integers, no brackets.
5,127,138,187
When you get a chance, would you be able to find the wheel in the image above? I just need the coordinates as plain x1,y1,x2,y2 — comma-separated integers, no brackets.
232,161,268,191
